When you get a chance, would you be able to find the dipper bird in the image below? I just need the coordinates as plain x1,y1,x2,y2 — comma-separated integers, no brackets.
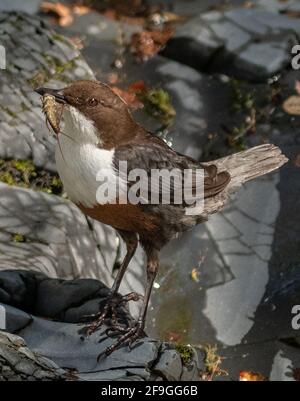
36,80,288,356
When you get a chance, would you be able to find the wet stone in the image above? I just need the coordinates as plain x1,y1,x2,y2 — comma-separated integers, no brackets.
210,21,251,52
0,184,118,286
153,346,183,381
0,268,201,381
0,11,95,168
0,0,41,14
163,8,300,81
13,58,36,71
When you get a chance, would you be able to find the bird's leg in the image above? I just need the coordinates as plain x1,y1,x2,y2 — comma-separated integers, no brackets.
101,247,159,357
86,231,140,335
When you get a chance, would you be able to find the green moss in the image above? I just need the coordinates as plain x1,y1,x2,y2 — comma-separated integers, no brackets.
0,158,63,195
230,79,255,112
175,344,194,366
11,159,35,173
55,59,76,75
27,56,78,89
42,54,76,75
0,106,17,119
11,233,26,243
27,70,48,89
0,171,15,185
51,176,63,189
52,32,67,43
51,33,63,41
20,102,30,112
139,88,176,128
227,125,247,151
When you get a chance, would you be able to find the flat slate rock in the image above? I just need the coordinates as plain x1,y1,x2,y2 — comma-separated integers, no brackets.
0,12,94,171
0,271,201,381
218,339,300,381
162,8,299,81
0,269,131,324
0,0,41,14
0,183,145,315
0,301,201,381
0,183,118,284
0,330,66,381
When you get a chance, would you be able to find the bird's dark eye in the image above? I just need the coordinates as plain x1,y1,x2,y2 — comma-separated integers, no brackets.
88,97,98,107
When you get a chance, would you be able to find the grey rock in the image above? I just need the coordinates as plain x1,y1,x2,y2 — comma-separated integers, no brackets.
0,271,202,381
0,12,95,170
0,344,21,366
201,11,222,22
108,56,232,162
63,299,107,323
35,278,106,319
0,270,129,326
286,2,300,12
150,0,241,16
0,0,41,14
237,41,292,81
180,361,199,381
13,58,36,72
14,359,36,376
163,8,300,81
15,312,185,379
162,18,222,70
66,11,140,42
210,21,251,52
153,346,183,381
126,368,151,380
255,0,296,13
0,183,118,287
78,370,130,381
1,304,32,333
226,8,268,35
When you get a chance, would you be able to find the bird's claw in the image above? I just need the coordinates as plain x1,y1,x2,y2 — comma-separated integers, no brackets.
85,292,143,336
97,321,146,360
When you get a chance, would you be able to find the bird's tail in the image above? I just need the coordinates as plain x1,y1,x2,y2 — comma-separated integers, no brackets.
202,144,288,217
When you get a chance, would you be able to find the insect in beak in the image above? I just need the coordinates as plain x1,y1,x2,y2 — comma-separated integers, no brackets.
35,87,67,104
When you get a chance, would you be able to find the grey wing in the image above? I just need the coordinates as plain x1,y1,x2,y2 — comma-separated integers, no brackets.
113,142,230,207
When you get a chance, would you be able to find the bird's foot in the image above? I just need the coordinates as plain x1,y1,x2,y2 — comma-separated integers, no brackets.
85,292,143,336
98,319,146,360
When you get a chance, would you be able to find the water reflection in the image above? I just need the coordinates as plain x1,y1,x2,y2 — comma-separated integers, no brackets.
147,173,281,347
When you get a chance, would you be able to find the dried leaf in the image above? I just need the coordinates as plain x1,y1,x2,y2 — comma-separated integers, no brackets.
243,1,255,8
239,371,268,381
281,10,300,18
111,86,144,110
161,11,186,23
130,28,174,61
73,5,91,16
190,268,200,283
128,80,147,92
202,345,228,381
282,95,300,116
41,2,73,26
68,36,84,50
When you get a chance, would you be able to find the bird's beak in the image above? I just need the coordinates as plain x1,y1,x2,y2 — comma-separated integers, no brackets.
35,87,66,104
